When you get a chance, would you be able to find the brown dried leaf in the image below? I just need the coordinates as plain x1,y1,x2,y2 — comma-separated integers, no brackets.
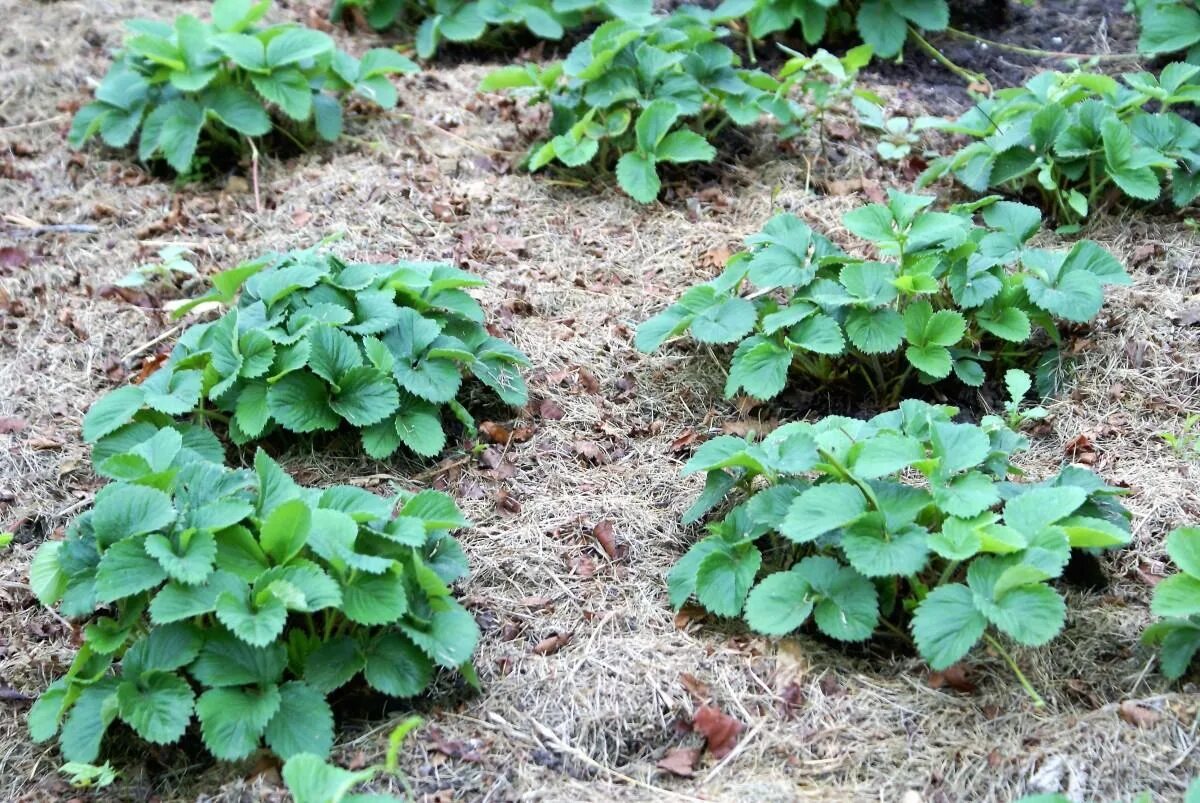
537,397,565,420
1118,700,1161,728
592,520,619,560
693,705,742,759
0,247,28,269
0,416,27,434
656,747,701,778
532,632,572,655
577,367,601,394
928,664,976,694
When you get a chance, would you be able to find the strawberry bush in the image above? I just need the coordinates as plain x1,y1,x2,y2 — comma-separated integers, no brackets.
1143,526,1200,679
81,246,529,460
637,192,1129,402
27,425,478,763
69,0,417,175
481,15,872,202
668,400,1132,693
918,63,1200,225
331,0,652,57
710,0,950,58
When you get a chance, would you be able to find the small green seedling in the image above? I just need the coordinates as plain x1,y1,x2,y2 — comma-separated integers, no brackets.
116,247,200,289
282,716,423,802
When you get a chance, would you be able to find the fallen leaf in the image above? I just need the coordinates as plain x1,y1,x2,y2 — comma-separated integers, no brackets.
1118,700,1161,728
693,705,742,760
656,747,701,778
28,437,64,450
679,673,710,702
1064,433,1096,465
538,397,565,420
928,664,976,694
572,440,609,465
0,416,27,434
577,368,601,394
532,632,572,655
592,520,619,560
479,421,513,444
0,247,29,269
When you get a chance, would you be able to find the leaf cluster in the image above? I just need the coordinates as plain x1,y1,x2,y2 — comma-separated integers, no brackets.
636,191,1129,403
82,246,529,460
1143,526,1200,679
332,0,650,57
28,426,479,764
667,400,1132,670
711,0,950,58
481,15,871,202
69,0,417,175
919,63,1200,224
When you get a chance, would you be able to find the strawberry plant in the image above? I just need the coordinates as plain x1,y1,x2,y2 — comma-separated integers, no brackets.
283,716,421,802
636,191,1129,403
1143,526,1200,679
918,63,1200,225
668,400,1132,699
69,0,417,176
481,17,869,202
81,246,529,460
27,425,479,764
330,0,651,57
711,0,950,58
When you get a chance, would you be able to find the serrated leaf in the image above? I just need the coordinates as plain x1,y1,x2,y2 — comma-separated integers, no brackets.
196,684,281,760
363,631,433,697
264,681,334,759
117,671,195,744
779,483,867,543
911,583,987,669
744,570,815,636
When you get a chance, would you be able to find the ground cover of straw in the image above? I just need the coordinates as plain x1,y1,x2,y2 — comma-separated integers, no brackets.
1,1,1198,800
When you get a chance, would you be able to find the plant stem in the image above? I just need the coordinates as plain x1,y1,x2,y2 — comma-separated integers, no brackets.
907,26,988,87
983,632,1046,707
941,27,1143,61
936,559,961,587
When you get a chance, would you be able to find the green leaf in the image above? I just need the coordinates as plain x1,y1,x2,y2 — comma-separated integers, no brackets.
59,680,119,763
150,571,244,623
330,367,400,426
689,296,757,344
912,583,987,669
251,69,313,121
1057,516,1130,548
363,632,433,697
850,434,924,479
215,588,288,647
841,518,929,577
264,681,334,759
95,536,168,603
303,636,364,694
83,386,145,443
1002,486,1086,537
655,129,716,164
634,99,681,153
341,569,409,625
116,671,195,744
92,482,176,546
694,543,762,617
615,151,660,203
144,529,217,585
205,84,271,136
196,684,281,760
905,343,952,378
399,599,480,667
260,498,313,565
30,541,67,606
122,621,204,676
986,582,1065,646
268,372,341,433
158,100,205,172
395,409,446,457
399,490,469,531
930,421,990,475
844,308,904,354
779,483,867,543
308,327,363,385
793,556,879,641
1152,574,1200,618
744,571,815,636
931,471,998,518
724,336,791,400
265,28,333,68
856,0,909,58
282,754,374,803
1168,526,1200,577
789,314,845,354
190,630,286,687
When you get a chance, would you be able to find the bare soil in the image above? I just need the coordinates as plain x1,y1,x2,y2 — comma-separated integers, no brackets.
1,1,1198,801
